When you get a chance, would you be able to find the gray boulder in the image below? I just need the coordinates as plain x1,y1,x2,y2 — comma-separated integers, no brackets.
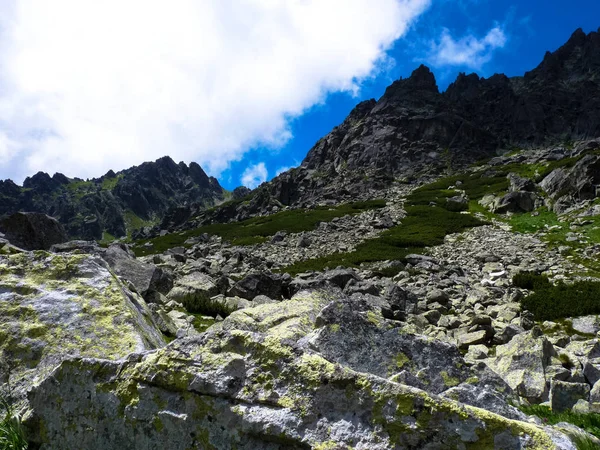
25,290,573,449
103,243,173,296
486,328,556,401
0,212,67,250
550,380,590,412
0,251,165,403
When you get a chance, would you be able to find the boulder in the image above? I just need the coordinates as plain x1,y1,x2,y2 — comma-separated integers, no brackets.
0,212,67,250
492,191,537,214
0,251,165,403
167,272,221,314
25,290,573,449
228,272,288,300
550,380,590,412
486,328,555,401
102,243,173,296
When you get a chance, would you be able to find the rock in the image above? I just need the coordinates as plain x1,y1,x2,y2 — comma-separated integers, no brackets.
508,173,536,192
405,254,438,266
446,195,468,212
26,290,572,449
426,289,450,305
571,316,600,335
486,328,555,401
584,362,600,386
102,243,173,296
0,251,164,403
492,191,538,214
457,330,488,350
550,380,590,412
297,233,311,248
167,272,220,314
0,212,67,250
228,272,288,300
465,345,490,360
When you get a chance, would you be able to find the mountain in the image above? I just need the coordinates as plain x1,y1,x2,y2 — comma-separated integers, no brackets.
261,27,600,206
0,156,226,240
5,27,600,449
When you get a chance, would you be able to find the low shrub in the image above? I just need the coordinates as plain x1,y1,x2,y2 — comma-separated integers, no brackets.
133,199,386,256
512,272,551,290
520,279,600,321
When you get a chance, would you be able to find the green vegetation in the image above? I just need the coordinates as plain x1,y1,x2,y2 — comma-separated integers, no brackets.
132,200,386,256
515,271,600,321
512,272,551,290
0,394,28,450
100,174,123,190
520,404,600,440
282,193,485,276
124,211,156,237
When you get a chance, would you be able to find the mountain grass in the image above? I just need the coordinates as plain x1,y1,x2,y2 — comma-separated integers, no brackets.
132,199,386,256
514,271,600,321
0,394,28,450
520,404,600,440
282,204,485,276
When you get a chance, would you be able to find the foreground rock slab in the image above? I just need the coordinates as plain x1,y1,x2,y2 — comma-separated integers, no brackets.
27,290,576,449
0,251,165,401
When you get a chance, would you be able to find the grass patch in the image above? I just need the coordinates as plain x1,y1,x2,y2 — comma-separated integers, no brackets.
124,210,156,237
132,200,386,256
100,174,123,190
282,205,484,276
512,272,551,290
0,394,28,450
520,404,600,440
519,277,600,321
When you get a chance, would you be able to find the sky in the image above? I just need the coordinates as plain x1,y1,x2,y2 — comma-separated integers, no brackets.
0,1,598,190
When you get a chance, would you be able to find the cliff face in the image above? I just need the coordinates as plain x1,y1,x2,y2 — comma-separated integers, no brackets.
256,28,600,209
0,156,226,240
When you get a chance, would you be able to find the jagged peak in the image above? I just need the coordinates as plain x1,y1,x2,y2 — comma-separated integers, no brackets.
407,64,438,92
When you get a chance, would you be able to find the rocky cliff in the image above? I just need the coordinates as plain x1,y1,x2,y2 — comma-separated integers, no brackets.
0,156,226,240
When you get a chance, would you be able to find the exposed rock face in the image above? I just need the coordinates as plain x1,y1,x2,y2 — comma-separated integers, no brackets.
0,212,67,250
0,156,226,240
0,251,165,403
26,290,573,449
170,28,600,229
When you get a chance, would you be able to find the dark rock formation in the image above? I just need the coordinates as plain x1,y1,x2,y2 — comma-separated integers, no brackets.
0,212,67,250
0,157,226,240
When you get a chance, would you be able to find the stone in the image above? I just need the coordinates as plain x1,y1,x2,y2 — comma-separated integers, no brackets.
26,290,571,449
584,362,600,386
102,243,173,296
0,251,165,403
486,329,555,401
167,272,220,311
227,272,287,300
457,330,488,350
550,380,590,412
0,212,67,250
426,289,450,305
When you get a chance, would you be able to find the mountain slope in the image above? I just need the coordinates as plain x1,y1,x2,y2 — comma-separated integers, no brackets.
0,156,226,240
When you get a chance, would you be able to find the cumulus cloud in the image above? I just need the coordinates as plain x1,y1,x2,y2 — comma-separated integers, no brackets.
426,26,507,69
241,162,268,189
0,0,431,183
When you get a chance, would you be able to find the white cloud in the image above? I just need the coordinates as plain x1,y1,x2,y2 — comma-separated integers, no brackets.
0,0,430,183
241,162,268,189
426,26,507,69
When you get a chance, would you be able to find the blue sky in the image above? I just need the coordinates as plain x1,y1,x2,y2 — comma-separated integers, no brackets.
0,0,598,190
222,0,600,190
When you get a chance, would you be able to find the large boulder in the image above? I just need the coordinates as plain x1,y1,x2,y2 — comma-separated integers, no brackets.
228,272,289,300
0,212,67,250
26,290,575,449
0,251,165,403
102,243,173,296
486,328,556,402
